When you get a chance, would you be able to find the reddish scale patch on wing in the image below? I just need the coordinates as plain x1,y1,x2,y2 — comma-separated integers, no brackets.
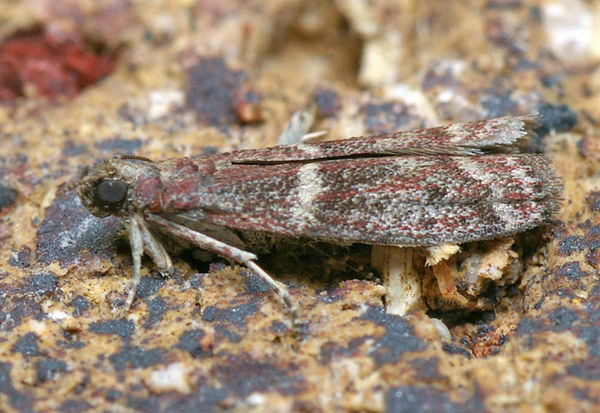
162,177,202,211
135,175,163,214
0,30,116,101
156,159,204,211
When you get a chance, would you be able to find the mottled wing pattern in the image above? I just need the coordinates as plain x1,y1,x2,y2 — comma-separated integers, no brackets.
209,115,538,164
166,153,560,247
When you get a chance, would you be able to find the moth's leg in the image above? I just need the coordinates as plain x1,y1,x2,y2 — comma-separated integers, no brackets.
124,215,144,311
133,214,173,277
145,214,298,324
277,107,326,145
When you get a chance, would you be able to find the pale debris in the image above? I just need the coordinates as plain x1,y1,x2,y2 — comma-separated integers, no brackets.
144,362,193,394
277,106,327,145
373,238,520,314
542,0,595,63
425,243,461,266
371,246,424,316
430,318,452,342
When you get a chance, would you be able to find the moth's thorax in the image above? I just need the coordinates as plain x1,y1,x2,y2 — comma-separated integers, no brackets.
77,157,163,218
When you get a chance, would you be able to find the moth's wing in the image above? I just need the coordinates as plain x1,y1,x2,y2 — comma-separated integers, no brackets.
169,153,560,247
209,115,539,164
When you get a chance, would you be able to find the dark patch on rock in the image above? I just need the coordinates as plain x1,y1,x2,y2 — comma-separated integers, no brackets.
25,272,58,296
185,57,250,126
215,325,242,343
269,320,289,334
36,358,68,382
200,301,258,326
385,385,484,413
210,355,302,398
588,309,600,326
0,362,32,410
515,317,544,336
57,333,85,349
421,64,460,90
485,1,522,10
319,337,369,364
89,319,135,339
475,324,494,336
68,295,90,316
94,137,143,154
0,296,43,332
534,103,578,137
566,362,600,381
555,261,585,280
550,220,570,240
11,332,40,357
441,342,472,358
358,306,425,365
8,246,31,268
36,191,122,266
585,225,600,246
201,305,217,322
202,146,219,155
534,296,546,310
108,345,163,370
479,90,515,118
573,387,596,402
135,275,166,300
468,324,510,358
585,226,600,268
105,389,122,402
316,287,345,304
549,307,578,332
188,273,205,289
558,235,586,256
361,101,416,135
176,329,212,358
143,296,167,329
58,398,92,413
0,182,17,209
128,384,228,413
586,192,600,212
314,87,341,118
410,357,442,381
245,274,270,294
61,141,88,157
578,326,600,359
541,74,563,88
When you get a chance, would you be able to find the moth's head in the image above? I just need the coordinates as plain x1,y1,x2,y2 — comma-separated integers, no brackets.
77,155,159,218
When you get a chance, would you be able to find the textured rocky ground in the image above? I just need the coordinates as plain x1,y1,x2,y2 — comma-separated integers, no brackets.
0,0,599,411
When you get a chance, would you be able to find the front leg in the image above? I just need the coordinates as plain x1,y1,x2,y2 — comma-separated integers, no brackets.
125,216,144,311
123,214,174,311
145,213,299,326
133,214,173,277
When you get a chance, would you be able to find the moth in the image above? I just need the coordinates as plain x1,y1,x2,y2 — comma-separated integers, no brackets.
76,115,561,320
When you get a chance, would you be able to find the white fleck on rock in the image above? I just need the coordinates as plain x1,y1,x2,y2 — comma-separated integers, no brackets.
543,0,594,63
144,362,193,394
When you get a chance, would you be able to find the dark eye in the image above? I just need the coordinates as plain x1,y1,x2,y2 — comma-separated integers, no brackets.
96,179,127,205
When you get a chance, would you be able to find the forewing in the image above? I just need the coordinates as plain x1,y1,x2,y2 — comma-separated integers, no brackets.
169,153,559,247
209,115,538,164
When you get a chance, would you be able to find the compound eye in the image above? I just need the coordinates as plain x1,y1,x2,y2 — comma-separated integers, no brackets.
96,179,128,206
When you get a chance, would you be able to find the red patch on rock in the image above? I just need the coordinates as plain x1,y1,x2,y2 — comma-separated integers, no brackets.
0,30,116,101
